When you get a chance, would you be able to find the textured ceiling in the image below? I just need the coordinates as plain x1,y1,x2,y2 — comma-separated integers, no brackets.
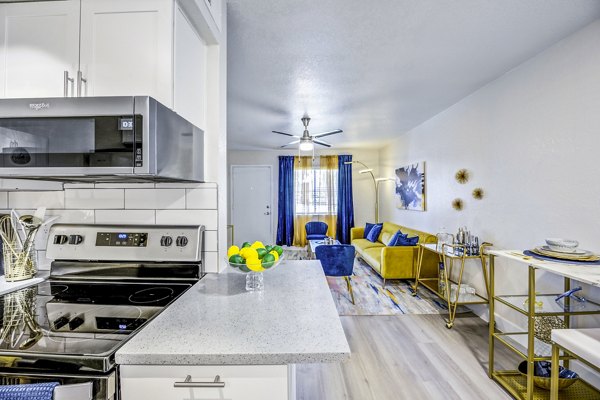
227,0,600,150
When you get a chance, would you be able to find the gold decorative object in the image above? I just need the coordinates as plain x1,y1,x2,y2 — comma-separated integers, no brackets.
452,198,463,211
455,169,469,184
472,188,484,199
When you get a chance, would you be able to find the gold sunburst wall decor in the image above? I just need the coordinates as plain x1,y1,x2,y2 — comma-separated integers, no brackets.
452,198,464,211
455,169,469,184
472,188,484,200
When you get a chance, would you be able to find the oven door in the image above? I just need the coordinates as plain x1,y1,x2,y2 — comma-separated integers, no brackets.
0,97,148,179
0,369,117,400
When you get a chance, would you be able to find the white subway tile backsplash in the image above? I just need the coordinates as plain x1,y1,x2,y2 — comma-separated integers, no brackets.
63,183,95,189
186,188,217,209
95,183,155,189
155,209,217,229
203,230,217,252
0,192,8,209
95,210,155,224
203,251,219,273
125,189,185,209
65,189,124,209
9,191,65,209
155,182,217,189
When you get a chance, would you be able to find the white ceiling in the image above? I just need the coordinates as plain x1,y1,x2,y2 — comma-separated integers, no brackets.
227,0,600,151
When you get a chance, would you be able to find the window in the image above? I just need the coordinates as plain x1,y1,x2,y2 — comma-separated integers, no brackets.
294,165,338,215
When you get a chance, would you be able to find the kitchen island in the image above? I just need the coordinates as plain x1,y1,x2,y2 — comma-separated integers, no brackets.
116,260,350,400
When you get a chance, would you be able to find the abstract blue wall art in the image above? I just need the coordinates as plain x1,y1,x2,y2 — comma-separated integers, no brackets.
395,162,425,211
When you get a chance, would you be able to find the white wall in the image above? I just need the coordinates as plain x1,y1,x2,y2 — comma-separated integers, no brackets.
0,182,221,273
379,17,600,367
228,148,380,243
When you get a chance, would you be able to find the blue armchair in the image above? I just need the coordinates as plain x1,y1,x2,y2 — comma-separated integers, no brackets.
315,244,356,304
305,221,328,241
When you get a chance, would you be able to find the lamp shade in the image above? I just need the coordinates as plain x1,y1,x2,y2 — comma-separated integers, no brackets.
299,140,314,151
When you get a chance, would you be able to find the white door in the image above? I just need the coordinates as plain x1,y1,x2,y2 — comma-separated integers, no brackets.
79,0,173,105
0,1,80,98
231,166,273,246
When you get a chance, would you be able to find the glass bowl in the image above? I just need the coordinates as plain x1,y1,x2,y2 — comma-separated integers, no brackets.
226,255,284,291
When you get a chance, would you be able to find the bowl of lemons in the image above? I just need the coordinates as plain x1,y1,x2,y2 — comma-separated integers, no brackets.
227,241,284,291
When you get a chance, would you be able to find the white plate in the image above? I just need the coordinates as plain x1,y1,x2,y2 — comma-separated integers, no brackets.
539,245,591,256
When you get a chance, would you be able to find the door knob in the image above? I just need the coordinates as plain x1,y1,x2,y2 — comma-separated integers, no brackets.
264,212,270,215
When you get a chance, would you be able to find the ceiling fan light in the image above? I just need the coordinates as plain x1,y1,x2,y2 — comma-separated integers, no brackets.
299,141,314,151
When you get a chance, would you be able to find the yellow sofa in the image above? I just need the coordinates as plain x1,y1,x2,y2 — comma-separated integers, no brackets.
350,222,438,286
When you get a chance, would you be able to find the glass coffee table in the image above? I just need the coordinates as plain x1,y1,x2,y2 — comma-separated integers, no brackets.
308,239,341,258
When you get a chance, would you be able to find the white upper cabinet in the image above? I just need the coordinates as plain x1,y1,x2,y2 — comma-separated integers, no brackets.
0,1,80,98
204,0,222,32
79,0,174,106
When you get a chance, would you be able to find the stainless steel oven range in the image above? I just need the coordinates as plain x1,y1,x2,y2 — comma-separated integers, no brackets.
0,224,205,400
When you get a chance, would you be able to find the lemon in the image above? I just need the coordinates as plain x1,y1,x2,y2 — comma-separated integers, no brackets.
251,241,265,249
269,250,279,261
227,245,240,258
246,257,265,272
239,247,258,260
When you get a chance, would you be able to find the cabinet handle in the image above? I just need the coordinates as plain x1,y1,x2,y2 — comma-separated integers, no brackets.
63,71,74,97
77,70,88,97
173,374,225,388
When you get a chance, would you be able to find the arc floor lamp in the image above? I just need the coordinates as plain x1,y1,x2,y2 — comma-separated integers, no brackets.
344,160,395,223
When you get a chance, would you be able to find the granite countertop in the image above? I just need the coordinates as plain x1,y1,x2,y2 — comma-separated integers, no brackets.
116,260,350,365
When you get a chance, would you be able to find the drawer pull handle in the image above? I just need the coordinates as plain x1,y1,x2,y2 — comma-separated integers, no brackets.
174,374,225,388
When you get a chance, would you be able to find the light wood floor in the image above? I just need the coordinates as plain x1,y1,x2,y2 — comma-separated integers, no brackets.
297,314,518,400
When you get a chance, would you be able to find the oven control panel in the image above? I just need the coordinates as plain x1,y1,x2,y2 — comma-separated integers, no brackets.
46,224,204,262
96,232,148,247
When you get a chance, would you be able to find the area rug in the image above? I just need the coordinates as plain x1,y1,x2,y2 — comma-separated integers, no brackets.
328,259,455,315
284,248,459,316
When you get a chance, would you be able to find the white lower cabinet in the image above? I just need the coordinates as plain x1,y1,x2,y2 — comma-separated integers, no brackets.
120,364,291,400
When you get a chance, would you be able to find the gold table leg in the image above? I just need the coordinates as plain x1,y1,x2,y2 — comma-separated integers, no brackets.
551,343,560,400
488,255,495,378
527,265,536,400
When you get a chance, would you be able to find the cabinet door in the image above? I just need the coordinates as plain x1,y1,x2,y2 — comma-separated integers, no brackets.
204,0,222,32
174,4,206,128
79,0,173,106
0,1,79,98
120,364,290,400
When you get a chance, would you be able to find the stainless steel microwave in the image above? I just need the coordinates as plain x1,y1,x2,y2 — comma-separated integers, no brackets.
0,96,203,182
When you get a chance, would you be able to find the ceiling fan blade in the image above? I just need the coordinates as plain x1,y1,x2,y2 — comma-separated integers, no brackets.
280,140,300,148
272,130,299,137
313,139,331,148
312,129,342,138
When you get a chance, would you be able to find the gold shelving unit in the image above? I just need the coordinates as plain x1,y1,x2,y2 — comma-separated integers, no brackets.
487,251,600,400
412,243,490,329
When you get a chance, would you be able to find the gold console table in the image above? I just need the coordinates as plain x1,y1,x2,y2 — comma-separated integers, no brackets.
487,249,600,400
412,243,490,329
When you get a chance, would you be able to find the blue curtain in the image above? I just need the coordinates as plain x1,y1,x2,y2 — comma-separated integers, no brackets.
276,156,295,246
336,155,355,244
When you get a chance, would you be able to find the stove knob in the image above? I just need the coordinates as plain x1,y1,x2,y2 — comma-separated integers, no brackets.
176,236,188,247
68,315,85,331
53,235,68,245
160,235,173,247
68,235,84,245
53,315,70,330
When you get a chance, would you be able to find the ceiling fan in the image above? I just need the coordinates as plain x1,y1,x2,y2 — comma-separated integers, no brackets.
273,116,342,151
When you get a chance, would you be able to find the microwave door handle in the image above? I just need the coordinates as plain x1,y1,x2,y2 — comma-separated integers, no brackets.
64,71,74,97
77,71,88,97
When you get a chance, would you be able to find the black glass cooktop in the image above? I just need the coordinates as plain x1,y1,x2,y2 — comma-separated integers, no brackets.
0,279,192,372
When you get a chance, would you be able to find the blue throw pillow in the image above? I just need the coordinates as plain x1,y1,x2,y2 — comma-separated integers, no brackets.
364,222,378,238
366,224,383,242
387,230,407,246
395,235,419,246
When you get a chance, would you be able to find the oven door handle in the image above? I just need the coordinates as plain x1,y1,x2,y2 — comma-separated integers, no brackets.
173,375,225,388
